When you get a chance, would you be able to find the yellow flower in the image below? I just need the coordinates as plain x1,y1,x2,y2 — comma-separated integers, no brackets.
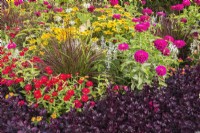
31,117,36,122
91,38,99,42
29,45,37,51
9,92,14,97
80,77,85,81
72,7,79,11
98,15,107,20
39,51,45,56
28,39,36,44
92,22,100,27
84,76,89,78
51,113,57,119
103,30,113,35
5,94,9,99
41,33,51,40
94,27,101,32
36,116,43,122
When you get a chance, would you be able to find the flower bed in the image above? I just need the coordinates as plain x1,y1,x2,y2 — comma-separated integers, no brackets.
0,0,200,132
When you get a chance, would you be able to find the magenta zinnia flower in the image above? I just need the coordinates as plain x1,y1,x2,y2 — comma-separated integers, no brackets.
134,50,149,64
88,5,95,12
194,0,200,5
173,40,186,48
164,35,174,43
162,48,170,56
113,14,121,19
156,11,166,17
135,22,150,32
140,15,150,22
154,39,168,51
180,18,187,23
142,8,153,15
110,0,119,6
118,43,129,51
14,0,23,6
182,0,191,6
171,4,184,11
132,18,140,23
155,65,167,76
7,42,17,49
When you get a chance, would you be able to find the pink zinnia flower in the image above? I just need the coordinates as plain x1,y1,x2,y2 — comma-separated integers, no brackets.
141,0,146,5
14,0,23,6
156,11,166,17
194,0,200,5
7,42,17,49
162,48,170,56
173,40,186,48
54,7,63,12
171,4,184,11
88,5,95,12
182,0,191,6
43,1,49,5
180,18,187,23
164,35,174,43
132,18,140,23
140,15,150,22
110,0,119,6
134,50,149,64
154,39,168,51
135,22,150,32
47,4,52,9
35,11,41,17
118,43,129,51
142,8,153,15
155,65,167,76
113,14,121,19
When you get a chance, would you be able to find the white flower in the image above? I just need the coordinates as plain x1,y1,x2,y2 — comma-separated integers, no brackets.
83,3,90,8
54,16,62,22
65,8,72,13
69,21,75,26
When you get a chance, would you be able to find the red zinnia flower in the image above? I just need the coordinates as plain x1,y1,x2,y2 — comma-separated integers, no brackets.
81,95,89,102
86,81,93,87
82,88,90,94
34,90,42,99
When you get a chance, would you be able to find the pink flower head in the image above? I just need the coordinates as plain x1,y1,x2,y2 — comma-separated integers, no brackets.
173,40,186,48
180,18,187,23
140,15,150,22
110,0,119,6
182,0,191,6
47,4,52,9
171,4,184,11
135,22,150,32
35,11,41,17
194,0,200,5
142,8,153,15
14,0,23,6
118,43,129,51
88,5,95,12
43,1,49,5
54,7,63,12
113,14,121,19
156,11,166,17
7,42,17,49
162,47,170,56
164,35,174,43
132,18,140,23
134,50,149,64
154,39,168,51
155,65,167,76
141,0,146,5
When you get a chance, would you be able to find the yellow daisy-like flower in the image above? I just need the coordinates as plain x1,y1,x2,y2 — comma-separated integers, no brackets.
39,51,45,56
28,39,36,44
51,113,57,119
91,38,99,42
94,27,101,32
5,94,9,99
41,33,52,40
9,92,14,97
80,77,85,81
98,15,107,20
104,30,113,35
31,117,36,122
72,7,79,11
29,45,37,51
36,116,43,122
